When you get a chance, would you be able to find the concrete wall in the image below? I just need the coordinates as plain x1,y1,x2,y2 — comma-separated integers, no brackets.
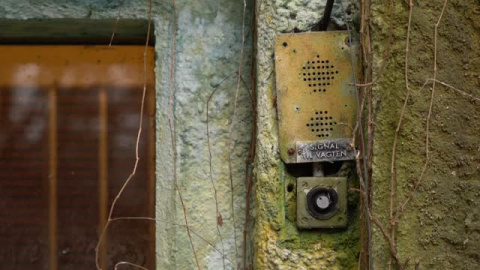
5,0,476,269
0,0,253,269
254,0,361,269
371,0,480,269
158,1,253,269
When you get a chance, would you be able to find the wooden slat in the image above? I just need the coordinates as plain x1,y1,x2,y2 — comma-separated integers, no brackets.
99,88,108,270
48,87,58,270
147,84,156,266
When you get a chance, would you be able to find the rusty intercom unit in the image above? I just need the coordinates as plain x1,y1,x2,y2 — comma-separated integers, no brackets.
275,31,360,229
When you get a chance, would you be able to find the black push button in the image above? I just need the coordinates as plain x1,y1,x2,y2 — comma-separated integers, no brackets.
306,187,338,219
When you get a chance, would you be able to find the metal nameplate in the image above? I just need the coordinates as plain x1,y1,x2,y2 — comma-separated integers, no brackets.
296,139,355,163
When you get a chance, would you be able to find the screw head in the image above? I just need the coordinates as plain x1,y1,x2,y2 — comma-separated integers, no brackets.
288,148,295,155
344,36,352,46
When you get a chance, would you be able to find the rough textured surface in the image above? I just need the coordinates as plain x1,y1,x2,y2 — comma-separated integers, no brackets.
371,0,480,268
167,1,253,269
254,0,360,269
0,1,253,269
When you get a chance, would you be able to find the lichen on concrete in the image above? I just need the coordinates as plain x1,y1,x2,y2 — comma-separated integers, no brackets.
168,1,254,268
370,0,480,268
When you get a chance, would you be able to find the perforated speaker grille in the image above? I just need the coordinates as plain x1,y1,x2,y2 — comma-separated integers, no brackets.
301,57,339,94
306,110,337,138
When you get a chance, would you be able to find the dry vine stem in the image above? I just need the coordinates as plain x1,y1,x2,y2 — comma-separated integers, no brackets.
93,0,255,268
243,0,258,268
114,262,149,270
356,0,394,88
342,5,376,269
100,217,235,266
395,0,449,220
95,0,153,268
207,71,255,270
375,0,449,269
113,217,235,265
355,0,452,269
357,0,393,266
395,0,449,219
239,11,260,263
206,71,253,268
224,0,250,268
387,0,413,268
422,79,480,102
206,73,237,270
207,1,253,268
109,0,125,46
394,77,479,220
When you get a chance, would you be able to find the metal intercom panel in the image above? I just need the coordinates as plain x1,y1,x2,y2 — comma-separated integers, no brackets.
275,31,361,164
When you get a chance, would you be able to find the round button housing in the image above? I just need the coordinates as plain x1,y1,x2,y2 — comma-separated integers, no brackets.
306,187,338,219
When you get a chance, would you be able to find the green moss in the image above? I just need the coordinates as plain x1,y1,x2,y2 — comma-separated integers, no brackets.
274,162,361,268
371,0,480,268
318,217,360,268
277,221,301,247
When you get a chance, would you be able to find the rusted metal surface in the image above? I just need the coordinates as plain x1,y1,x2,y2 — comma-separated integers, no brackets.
274,31,361,163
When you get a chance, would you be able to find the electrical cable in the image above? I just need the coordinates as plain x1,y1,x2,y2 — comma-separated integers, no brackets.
312,0,335,31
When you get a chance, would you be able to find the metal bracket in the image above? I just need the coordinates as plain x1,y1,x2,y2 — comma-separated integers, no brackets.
296,177,347,229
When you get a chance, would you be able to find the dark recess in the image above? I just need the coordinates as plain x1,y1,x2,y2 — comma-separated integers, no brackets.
0,19,154,45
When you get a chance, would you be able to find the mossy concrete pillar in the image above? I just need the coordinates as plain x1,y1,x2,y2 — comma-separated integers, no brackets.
254,0,361,268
